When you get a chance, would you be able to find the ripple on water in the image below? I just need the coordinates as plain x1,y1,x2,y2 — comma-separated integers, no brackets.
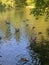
0,23,40,65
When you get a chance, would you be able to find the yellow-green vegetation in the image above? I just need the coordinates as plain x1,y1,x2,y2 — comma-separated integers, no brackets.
31,0,49,21
0,0,15,8
0,0,34,8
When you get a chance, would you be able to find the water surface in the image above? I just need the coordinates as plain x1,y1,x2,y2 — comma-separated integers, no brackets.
0,7,49,65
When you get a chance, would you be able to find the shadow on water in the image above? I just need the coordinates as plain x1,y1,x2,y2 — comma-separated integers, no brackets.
0,21,40,65
30,28,49,65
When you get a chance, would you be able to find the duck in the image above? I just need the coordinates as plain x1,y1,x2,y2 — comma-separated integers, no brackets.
20,58,28,62
32,26,35,29
38,32,42,35
15,28,19,33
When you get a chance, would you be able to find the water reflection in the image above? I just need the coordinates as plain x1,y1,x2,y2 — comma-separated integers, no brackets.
0,7,49,65
15,28,20,42
5,21,11,39
0,22,40,65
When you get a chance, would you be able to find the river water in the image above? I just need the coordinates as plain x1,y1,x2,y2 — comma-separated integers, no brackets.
0,7,49,65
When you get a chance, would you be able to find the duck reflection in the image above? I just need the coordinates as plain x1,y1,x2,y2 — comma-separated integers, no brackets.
15,28,20,41
5,20,11,39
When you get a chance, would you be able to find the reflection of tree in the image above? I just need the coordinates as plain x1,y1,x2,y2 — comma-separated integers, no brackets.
31,0,49,21
0,0,27,11
6,24,11,39
15,29,20,41
30,34,49,65
7,4,13,10
0,2,6,12
14,0,27,7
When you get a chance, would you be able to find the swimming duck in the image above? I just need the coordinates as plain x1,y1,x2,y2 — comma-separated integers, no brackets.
20,58,28,62
38,32,42,35
15,28,19,33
